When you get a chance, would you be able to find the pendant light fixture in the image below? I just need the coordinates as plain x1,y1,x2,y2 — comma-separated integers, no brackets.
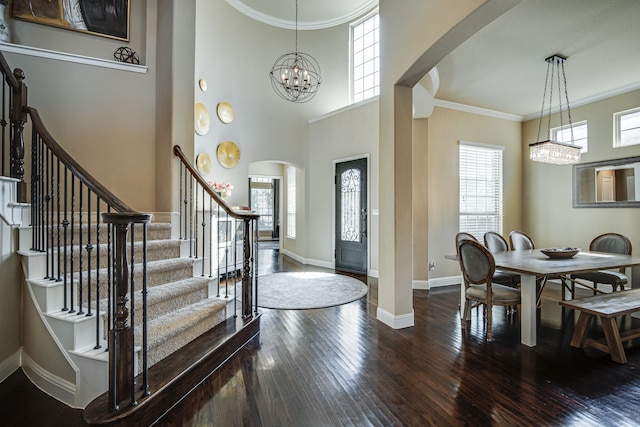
529,54,581,165
269,0,322,103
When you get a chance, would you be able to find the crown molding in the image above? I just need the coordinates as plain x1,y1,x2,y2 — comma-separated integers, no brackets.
225,0,378,30
434,99,523,122
0,42,147,74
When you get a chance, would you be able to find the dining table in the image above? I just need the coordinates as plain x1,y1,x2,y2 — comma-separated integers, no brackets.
463,249,640,347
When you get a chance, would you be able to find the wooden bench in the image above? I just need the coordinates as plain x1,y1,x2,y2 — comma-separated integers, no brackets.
559,288,640,364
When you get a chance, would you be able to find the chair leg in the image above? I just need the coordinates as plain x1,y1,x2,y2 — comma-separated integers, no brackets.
462,298,471,327
486,303,492,341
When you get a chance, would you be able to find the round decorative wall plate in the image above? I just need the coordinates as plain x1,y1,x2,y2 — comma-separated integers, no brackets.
216,101,234,124
198,79,208,92
217,141,241,169
194,103,210,135
196,152,212,175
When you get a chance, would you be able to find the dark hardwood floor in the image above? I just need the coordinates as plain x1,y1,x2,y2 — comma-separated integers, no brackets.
2,245,640,426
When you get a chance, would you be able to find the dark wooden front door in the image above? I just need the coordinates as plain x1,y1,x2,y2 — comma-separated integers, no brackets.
335,159,367,274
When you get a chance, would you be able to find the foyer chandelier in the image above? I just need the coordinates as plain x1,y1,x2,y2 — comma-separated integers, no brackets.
529,54,581,165
269,0,322,103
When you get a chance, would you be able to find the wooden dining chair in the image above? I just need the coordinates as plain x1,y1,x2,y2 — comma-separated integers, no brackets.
570,233,632,297
458,239,521,341
508,230,569,305
484,231,521,288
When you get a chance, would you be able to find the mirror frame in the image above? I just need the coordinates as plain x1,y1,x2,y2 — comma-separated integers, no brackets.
573,155,640,208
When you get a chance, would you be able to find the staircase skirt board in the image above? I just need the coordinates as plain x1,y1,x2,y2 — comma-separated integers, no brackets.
83,313,261,426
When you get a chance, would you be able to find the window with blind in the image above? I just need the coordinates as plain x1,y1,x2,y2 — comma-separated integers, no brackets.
614,107,640,147
286,166,296,239
459,142,504,240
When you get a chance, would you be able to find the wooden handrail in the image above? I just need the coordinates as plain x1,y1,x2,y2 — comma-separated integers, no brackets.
173,145,259,220
27,106,132,213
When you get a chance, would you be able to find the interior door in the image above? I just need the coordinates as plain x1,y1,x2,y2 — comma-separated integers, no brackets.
335,159,367,274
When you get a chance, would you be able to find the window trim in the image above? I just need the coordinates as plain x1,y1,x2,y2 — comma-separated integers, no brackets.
551,120,588,153
614,106,640,148
286,166,296,239
350,10,379,104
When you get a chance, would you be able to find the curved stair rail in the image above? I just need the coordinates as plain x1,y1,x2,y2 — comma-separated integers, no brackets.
0,53,154,413
173,144,260,318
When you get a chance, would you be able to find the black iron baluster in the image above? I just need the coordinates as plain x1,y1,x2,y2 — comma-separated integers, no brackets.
86,191,93,317
216,204,220,297
200,184,205,272
95,198,101,349
44,147,50,278
56,158,61,282
48,147,54,279
78,183,84,315
69,175,75,314
39,136,45,253
224,212,229,296
1,79,5,176
129,223,137,407
107,206,112,348
141,222,149,397
209,197,213,278
189,175,193,258
183,165,187,241
62,167,69,312
179,163,183,239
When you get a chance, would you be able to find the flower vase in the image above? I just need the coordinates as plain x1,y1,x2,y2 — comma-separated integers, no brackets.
0,3,10,43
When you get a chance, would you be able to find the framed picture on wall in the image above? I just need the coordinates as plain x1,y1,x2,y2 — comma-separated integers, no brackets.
12,0,130,41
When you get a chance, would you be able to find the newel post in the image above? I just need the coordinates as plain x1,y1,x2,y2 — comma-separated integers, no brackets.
10,68,27,203
242,218,253,318
102,212,152,411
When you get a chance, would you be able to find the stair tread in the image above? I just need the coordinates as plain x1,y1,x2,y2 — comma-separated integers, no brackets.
140,297,229,347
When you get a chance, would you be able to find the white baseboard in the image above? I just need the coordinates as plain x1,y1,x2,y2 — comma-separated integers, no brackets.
0,351,20,383
368,269,379,278
429,275,462,289
376,307,414,329
21,351,78,408
413,280,429,290
305,257,334,270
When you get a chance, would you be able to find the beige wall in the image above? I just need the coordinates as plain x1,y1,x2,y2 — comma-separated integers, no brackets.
308,100,380,272
0,224,21,373
377,0,522,324
523,89,640,286
4,0,158,213
427,106,523,280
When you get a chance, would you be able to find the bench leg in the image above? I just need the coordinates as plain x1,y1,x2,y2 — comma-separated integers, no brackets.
570,312,593,348
601,317,627,364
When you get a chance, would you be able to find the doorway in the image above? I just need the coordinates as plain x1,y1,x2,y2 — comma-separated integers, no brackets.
335,158,368,274
250,177,280,240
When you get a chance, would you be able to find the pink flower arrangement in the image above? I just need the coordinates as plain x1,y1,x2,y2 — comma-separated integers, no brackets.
208,181,233,198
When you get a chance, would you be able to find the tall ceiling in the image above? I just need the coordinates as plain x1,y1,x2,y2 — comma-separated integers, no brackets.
229,0,640,119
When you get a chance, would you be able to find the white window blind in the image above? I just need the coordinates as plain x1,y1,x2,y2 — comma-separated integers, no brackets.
286,166,296,239
552,120,588,152
614,107,640,147
352,12,379,103
459,142,504,241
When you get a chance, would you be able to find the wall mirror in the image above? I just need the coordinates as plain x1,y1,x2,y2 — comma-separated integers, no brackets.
573,156,640,208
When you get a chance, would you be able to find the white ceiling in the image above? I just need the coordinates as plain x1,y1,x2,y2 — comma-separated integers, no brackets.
230,0,640,119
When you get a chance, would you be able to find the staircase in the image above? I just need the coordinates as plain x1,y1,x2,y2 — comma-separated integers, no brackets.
16,207,236,407
0,50,260,425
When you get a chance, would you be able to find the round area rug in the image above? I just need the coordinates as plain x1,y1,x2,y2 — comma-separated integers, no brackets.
257,272,368,310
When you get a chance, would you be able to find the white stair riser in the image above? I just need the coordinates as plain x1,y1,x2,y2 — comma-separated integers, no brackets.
45,311,105,352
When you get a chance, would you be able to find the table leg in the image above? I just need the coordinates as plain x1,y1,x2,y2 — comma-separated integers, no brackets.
601,317,627,364
520,273,537,346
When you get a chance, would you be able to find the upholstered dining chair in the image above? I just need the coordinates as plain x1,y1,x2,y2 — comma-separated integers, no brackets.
508,230,569,305
458,239,521,341
570,233,632,297
484,231,521,288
